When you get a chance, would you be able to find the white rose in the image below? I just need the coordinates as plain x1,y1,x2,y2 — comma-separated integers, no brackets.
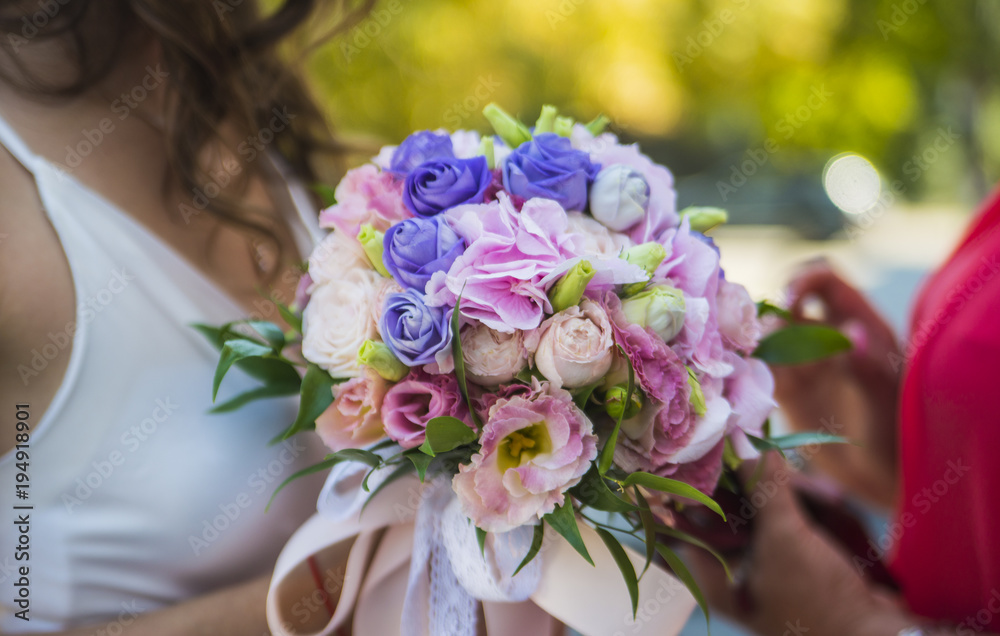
461,323,529,387
301,270,382,378
307,231,372,289
534,300,614,389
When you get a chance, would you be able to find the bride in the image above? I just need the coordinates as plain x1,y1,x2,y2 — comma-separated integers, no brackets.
0,0,362,633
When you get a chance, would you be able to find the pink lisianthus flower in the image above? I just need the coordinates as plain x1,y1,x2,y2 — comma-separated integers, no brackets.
657,218,732,378
381,371,471,449
317,164,412,237
717,279,763,354
452,381,597,532
315,370,388,452
603,291,689,403
570,124,679,243
724,354,777,459
656,439,726,496
615,376,732,478
427,194,578,332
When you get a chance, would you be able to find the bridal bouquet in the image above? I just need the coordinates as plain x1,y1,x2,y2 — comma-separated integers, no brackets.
199,104,848,632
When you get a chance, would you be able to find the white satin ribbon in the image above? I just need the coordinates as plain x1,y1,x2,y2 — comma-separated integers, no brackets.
267,465,696,636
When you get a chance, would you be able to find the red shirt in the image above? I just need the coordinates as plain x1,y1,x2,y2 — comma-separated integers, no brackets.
893,189,1000,630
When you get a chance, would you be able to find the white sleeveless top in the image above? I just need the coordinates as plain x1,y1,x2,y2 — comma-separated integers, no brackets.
0,115,328,632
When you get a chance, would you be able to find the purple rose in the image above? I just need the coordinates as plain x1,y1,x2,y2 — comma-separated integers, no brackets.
378,289,452,366
403,157,491,217
389,131,455,174
502,132,599,211
383,216,465,291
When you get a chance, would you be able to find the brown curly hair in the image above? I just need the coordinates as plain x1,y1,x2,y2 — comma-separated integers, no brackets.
0,0,374,275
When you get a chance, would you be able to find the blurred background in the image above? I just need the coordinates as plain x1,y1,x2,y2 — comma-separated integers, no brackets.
290,1,996,632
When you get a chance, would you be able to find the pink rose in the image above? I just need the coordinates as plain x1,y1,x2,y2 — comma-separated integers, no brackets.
315,370,388,452
318,164,413,237
533,300,614,389
461,323,529,387
453,381,597,532
717,280,762,354
382,371,471,449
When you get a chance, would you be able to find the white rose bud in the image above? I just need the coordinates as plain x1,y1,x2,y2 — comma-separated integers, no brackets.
461,323,529,387
621,285,686,342
534,300,614,389
589,164,650,232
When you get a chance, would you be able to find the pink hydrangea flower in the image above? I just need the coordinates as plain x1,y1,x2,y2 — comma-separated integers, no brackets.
427,194,577,332
315,370,388,452
452,381,597,532
381,371,471,449
318,164,412,237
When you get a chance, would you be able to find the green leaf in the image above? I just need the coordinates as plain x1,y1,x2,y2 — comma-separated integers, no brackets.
570,465,637,513
280,364,337,440
513,523,545,575
418,416,477,457
361,463,414,514
599,345,634,475
192,322,228,349
246,320,286,350
654,523,732,581
752,325,852,365
326,448,383,468
634,488,657,577
405,449,434,481
655,543,711,628
595,527,639,617
209,382,300,413
756,300,792,321
310,183,338,207
572,382,600,410
276,301,303,334
543,502,593,566
622,472,725,520
238,356,305,388
476,527,488,558
213,339,274,400
266,454,342,511
450,295,482,429
750,432,850,451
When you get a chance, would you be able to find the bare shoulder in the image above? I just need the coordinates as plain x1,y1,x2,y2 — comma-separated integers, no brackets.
0,147,76,451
